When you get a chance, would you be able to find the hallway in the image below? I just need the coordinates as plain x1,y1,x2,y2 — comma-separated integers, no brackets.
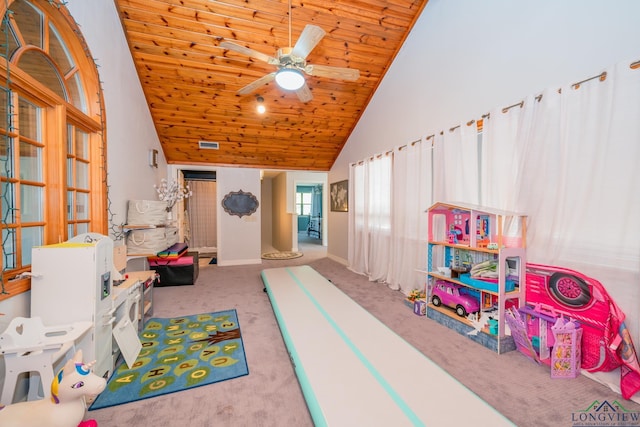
297,232,325,257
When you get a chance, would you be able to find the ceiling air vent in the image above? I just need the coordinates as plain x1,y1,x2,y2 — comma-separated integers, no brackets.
199,141,219,150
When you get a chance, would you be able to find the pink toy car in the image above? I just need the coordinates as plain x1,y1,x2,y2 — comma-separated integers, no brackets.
431,280,480,317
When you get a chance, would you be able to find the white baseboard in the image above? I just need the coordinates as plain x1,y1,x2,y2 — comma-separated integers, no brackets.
217,258,262,266
327,253,348,266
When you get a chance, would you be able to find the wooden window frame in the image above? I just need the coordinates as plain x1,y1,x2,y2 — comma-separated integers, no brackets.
0,1,107,302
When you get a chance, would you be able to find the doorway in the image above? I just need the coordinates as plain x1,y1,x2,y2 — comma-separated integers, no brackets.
183,170,217,254
295,184,322,247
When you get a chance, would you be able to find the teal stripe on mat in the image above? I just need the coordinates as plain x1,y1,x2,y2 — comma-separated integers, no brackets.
260,271,327,427
284,267,425,427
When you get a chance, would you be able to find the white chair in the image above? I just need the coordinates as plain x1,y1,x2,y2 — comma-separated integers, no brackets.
0,316,92,404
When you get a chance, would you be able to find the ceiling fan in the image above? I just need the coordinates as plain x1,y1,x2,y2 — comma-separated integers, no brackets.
220,1,360,103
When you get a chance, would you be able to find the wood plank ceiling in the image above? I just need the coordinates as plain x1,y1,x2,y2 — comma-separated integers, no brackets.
114,0,427,171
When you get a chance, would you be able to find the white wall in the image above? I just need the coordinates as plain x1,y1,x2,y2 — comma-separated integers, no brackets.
261,177,274,248
67,0,166,229
216,168,262,266
271,173,293,252
329,0,640,260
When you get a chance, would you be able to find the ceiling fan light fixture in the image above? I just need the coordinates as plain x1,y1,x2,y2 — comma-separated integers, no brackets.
275,68,305,91
256,96,266,114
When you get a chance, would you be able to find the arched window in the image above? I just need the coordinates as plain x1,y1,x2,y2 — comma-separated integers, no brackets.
0,0,106,301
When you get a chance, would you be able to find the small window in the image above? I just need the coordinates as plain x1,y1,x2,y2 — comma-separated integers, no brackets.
48,23,73,75
67,126,91,237
10,0,42,49
18,49,67,100
296,191,312,216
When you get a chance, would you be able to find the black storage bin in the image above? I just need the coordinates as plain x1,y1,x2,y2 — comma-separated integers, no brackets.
150,256,195,287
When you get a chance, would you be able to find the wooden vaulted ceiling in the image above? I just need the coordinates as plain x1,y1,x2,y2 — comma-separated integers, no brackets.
113,0,427,171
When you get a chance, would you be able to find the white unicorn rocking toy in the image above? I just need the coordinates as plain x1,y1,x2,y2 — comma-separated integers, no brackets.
0,350,106,427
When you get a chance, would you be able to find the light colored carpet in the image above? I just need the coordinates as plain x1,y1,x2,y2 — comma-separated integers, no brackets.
88,245,640,426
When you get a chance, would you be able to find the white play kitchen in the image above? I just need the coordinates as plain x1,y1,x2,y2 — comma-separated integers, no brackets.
29,233,153,380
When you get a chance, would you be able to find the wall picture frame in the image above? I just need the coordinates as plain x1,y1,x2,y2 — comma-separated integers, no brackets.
221,190,259,217
330,180,348,212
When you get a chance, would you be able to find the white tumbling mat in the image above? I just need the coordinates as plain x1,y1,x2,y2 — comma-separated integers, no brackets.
261,265,514,427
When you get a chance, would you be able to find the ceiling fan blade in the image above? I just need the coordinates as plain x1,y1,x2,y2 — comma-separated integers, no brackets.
295,83,313,103
291,25,326,60
304,64,360,81
238,72,276,96
220,41,279,65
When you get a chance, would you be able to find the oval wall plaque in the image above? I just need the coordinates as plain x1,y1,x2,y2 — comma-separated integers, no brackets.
221,190,259,217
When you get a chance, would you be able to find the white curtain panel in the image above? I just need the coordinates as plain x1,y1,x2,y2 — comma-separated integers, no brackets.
524,61,640,394
481,61,639,272
348,163,365,273
459,122,481,205
431,131,446,203
482,95,537,241
551,63,639,274
311,185,322,217
482,72,638,271
186,180,218,249
387,139,433,294
481,97,535,211
348,155,392,283
482,58,640,357
510,88,563,261
548,63,640,339
441,122,480,204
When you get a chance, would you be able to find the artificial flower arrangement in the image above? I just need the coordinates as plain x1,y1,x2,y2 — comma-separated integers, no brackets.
407,289,426,301
154,178,192,211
